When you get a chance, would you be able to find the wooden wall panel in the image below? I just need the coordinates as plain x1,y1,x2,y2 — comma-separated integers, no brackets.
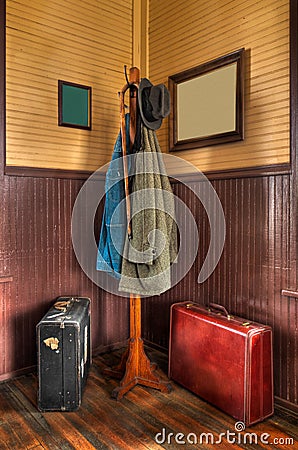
0,174,129,381
0,0,4,180
149,0,290,172
143,174,298,410
5,0,132,171
1,0,297,417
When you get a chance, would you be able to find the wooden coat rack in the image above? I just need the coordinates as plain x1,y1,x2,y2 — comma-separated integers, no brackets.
104,67,172,400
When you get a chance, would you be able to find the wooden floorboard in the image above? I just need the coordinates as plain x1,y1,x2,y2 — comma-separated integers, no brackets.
0,347,297,450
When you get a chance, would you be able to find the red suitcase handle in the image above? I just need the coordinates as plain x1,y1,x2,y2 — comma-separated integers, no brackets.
185,302,233,320
208,303,231,318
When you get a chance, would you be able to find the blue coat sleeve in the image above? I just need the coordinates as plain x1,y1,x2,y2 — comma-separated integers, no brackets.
96,115,130,278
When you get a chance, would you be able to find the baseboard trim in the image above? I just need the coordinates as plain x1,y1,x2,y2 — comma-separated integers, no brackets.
0,340,128,383
0,364,36,383
92,340,128,356
274,396,298,419
143,339,168,354
2,341,297,422
144,340,298,420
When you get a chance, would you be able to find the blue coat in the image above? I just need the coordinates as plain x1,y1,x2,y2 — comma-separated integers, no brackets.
96,115,130,278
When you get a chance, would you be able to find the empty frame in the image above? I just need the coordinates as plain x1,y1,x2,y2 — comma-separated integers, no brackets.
169,48,244,151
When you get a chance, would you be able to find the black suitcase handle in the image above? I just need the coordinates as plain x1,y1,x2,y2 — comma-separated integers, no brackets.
54,300,72,312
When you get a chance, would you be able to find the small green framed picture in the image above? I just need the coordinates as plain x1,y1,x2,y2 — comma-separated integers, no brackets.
58,80,91,130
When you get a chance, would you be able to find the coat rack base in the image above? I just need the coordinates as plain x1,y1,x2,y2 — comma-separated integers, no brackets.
104,338,172,400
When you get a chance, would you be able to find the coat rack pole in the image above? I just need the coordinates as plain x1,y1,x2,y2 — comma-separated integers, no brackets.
105,67,172,400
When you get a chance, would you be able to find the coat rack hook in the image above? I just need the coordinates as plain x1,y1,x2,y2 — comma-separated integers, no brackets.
124,65,130,85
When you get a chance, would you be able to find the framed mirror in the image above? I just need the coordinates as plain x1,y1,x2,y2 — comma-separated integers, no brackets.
168,48,244,151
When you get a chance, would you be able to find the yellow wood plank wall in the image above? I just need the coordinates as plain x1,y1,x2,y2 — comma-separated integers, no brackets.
6,0,132,171
149,0,290,173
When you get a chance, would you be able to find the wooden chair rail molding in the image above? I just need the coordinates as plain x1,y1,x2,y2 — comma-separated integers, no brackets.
0,275,13,283
281,289,298,299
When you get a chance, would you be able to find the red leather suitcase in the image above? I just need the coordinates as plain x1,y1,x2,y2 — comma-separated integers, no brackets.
168,302,274,426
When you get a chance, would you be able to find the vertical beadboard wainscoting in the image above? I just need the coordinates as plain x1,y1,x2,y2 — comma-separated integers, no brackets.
142,173,298,414
0,174,129,382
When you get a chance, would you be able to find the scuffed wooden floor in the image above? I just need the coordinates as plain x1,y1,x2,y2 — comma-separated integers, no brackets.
0,347,297,449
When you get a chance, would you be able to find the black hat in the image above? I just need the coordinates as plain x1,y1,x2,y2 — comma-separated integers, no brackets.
138,78,170,130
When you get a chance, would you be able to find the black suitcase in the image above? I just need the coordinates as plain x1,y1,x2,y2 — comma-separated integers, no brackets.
36,296,91,411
